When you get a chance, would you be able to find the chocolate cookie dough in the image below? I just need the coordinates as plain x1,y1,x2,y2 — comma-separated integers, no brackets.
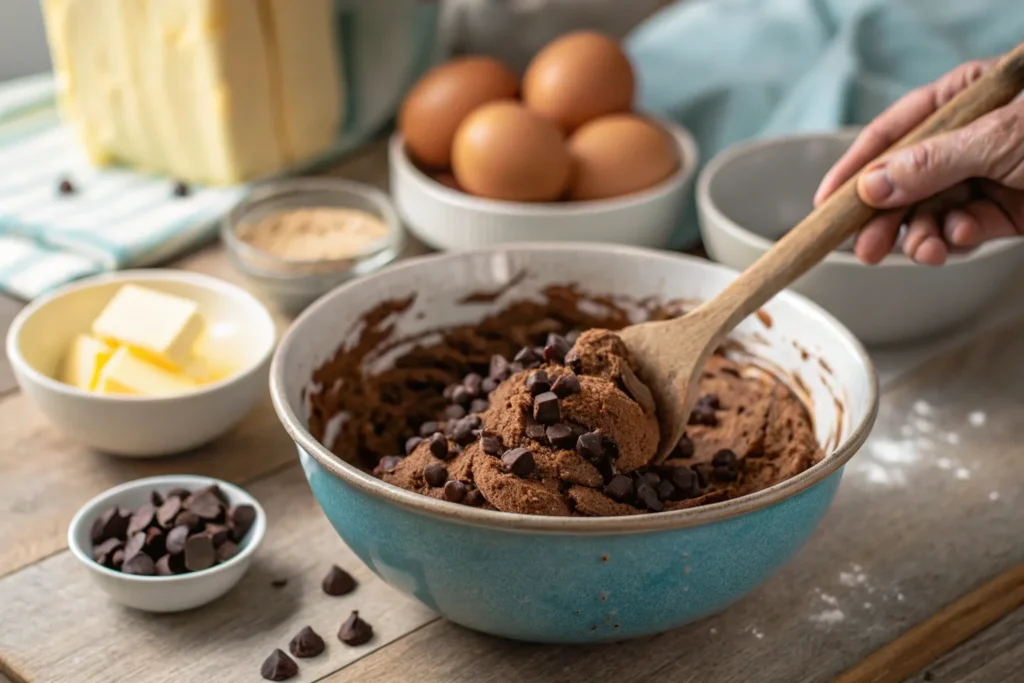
307,287,822,517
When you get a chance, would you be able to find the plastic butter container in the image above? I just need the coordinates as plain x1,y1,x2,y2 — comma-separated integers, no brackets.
222,178,404,314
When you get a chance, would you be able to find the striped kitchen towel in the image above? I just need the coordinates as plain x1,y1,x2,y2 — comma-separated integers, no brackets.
0,79,246,300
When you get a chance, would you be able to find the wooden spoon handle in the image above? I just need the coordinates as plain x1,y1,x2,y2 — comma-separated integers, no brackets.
700,41,1024,334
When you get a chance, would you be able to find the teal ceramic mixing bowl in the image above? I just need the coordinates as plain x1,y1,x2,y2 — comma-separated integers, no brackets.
270,244,877,643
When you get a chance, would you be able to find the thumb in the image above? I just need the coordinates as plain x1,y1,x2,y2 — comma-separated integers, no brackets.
856,105,1024,208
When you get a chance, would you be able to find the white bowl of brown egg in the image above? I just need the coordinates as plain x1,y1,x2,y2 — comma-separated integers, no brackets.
390,31,699,251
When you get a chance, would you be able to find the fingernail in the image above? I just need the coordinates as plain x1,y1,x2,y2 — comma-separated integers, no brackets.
861,166,893,202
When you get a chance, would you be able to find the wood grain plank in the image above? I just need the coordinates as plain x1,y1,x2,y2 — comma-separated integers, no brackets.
0,391,295,578
0,465,436,683
905,607,1024,683
322,319,1024,683
0,292,24,396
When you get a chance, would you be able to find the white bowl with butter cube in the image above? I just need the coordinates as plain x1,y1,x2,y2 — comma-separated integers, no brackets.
6,271,276,457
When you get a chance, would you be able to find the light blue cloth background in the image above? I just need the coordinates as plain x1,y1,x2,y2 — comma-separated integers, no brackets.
626,0,1024,249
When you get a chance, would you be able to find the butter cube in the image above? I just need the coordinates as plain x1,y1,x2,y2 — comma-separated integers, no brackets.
91,285,203,371
61,334,114,390
96,347,198,396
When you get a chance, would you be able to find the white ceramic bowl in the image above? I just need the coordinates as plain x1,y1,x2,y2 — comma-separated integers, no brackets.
6,270,276,457
68,475,267,613
389,117,699,251
697,130,1024,345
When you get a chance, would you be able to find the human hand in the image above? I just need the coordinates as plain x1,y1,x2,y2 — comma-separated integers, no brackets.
814,54,1024,265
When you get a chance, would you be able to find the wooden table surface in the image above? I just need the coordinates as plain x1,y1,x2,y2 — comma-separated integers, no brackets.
1,140,1023,683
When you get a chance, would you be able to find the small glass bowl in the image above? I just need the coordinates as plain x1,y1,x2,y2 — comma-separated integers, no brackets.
221,178,404,314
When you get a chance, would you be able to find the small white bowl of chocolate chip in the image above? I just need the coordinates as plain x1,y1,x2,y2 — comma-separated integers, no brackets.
67,475,266,613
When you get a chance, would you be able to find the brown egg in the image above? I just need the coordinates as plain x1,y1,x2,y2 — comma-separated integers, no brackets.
567,114,678,201
399,56,519,169
432,171,463,192
523,31,635,132
452,102,571,202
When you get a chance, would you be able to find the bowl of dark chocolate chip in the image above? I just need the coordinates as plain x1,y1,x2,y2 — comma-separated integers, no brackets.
271,243,877,643
68,475,266,612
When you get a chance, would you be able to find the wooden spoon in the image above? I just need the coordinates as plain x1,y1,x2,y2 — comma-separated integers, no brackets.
619,42,1024,464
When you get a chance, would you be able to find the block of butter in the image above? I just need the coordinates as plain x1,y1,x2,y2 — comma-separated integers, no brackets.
91,284,203,372
62,334,114,391
96,347,199,396
40,0,343,185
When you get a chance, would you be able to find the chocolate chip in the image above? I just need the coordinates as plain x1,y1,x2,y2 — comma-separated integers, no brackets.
124,531,147,562
289,626,326,658
145,527,166,557
656,480,676,501
228,504,257,542
210,540,237,563
688,403,717,426
603,436,621,461
576,431,605,463
444,404,466,420
122,553,156,575
464,488,486,506
451,386,471,407
551,374,581,398
508,361,525,374
481,377,499,394
184,489,223,520
106,550,124,568
175,510,202,531
525,370,551,396
489,354,511,380
698,393,721,410
379,455,403,474
91,507,132,544
261,649,299,681
641,472,661,487
672,435,695,459
566,330,581,344
635,482,664,512
480,433,503,455
322,565,357,596
155,554,182,576
184,534,216,571
419,421,440,438
428,432,449,460
92,537,123,563
568,422,588,439
443,480,467,503
339,611,374,646
165,487,191,501
405,436,423,454
423,462,448,487
564,348,582,373
712,448,737,468
664,467,699,497
514,346,542,368
525,423,548,442
502,448,536,477
693,463,713,489
533,391,560,424
543,334,570,363
156,497,182,528
127,503,155,536
57,178,75,195
149,490,164,507
714,466,739,482
443,384,458,401
470,398,489,414
452,418,478,446
165,525,189,555
546,423,575,449
204,523,231,547
172,181,191,198
463,372,483,397
604,475,634,503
